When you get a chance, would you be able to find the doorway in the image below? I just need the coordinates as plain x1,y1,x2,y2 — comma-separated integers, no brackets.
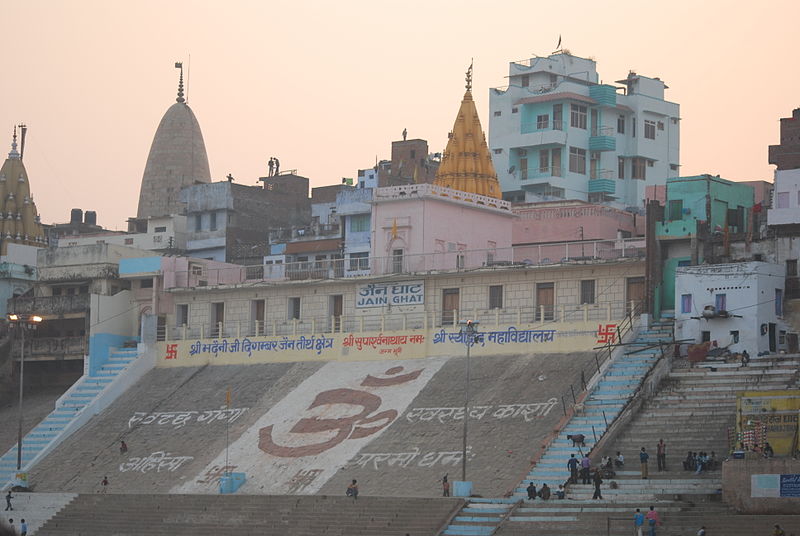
442,288,459,326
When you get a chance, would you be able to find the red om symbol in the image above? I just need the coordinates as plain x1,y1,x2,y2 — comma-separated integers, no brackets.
259,366,422,458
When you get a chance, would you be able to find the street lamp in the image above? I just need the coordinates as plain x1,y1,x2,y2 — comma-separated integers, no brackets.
8,313,42,471
458,319,480,483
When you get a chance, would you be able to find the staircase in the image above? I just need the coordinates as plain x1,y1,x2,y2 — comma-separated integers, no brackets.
441,318,674,535
0,348,139,490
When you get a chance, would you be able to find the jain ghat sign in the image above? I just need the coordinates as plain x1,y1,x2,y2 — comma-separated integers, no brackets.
356,281,424,308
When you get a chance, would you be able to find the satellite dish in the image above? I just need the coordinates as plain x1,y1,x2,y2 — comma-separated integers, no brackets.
508,166,516,174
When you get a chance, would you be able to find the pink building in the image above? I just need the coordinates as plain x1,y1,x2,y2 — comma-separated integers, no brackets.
370,184,514,274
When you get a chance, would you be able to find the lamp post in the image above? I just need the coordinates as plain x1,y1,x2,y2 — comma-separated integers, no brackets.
8,313,42,471
458,319,479,483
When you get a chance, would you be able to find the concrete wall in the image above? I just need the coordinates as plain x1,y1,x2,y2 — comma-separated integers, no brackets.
88,291,137,375
722,458,800,514
512,201,640,243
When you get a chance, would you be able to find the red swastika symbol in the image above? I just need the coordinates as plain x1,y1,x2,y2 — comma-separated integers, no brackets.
596,324,617,345
165,344,178,360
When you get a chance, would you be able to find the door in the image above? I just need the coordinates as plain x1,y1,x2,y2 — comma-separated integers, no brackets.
252,299,265,336
442,288,460,326
769,323,776,353
626,277,645,314
536,282,554,321
212,302,225,337
330,295,343,332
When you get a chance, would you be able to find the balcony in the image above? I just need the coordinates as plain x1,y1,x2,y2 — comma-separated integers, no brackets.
588,179,616,194
11,294,90,317
589,126,616,151
589,85,617,107
519,120,567,146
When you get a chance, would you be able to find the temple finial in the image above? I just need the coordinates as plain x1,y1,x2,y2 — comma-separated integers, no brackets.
175,62,185,103
465,60,473,92
8,125,20,159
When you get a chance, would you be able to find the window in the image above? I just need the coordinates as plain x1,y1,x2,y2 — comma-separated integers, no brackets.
288,297,301,320
701,330,711,342
681,294,692,314
392,249,404,274
632,158,646,180
494,111,501,117
520,157,528,180
140,278,154,289
124,238,134,245
210,212,217,231
176,304,189,327
730,330,739,344
787,259,797,277
570,104,587,129
539,150,549,173
775,289,783,316
521,74,529,87
52,287,62,296
350,214,370,233
552,104,563,130
668,199,683,220
569,147,586,174
580,280,596,304
644,120,656,139
493,148,503,154
536,114,549,130
657,121,664,131
252,299,266,334
489,285,503,309
79,285,89,294
618,157,625,179
511,107,518,114
154,226,167,233
456,254,465,269
670,164,679,171
617,115,625,134
195,214,202,232
349,252,369,271
190,263,204,276
715,293,727,312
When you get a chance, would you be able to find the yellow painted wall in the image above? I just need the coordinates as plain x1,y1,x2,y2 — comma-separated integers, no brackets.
155,320,618,367
737,390,800,456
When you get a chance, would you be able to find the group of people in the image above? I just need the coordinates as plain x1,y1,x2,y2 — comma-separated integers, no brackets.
682,451,717,474
567,453,596,484
632,506,662,536
525,482,565,500
1,518,28,536
267,157,281,177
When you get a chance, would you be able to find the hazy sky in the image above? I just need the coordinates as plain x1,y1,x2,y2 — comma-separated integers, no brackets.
2,0,798,230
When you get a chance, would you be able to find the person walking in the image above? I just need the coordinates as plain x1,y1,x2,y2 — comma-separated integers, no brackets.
696,526,706,536
640,447,650,479
101,476,109,493
645,505,661,536
120,440,128,455
656,439,666,472
580,454,592,484
633,508,645,536
591,469,603,500
4,490,11,511
567,453,579,484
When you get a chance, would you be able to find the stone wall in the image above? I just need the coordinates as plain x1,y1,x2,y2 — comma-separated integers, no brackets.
722,458,800,514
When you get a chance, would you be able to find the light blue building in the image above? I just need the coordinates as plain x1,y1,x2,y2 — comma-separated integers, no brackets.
336,187,373,277
489,52,680,210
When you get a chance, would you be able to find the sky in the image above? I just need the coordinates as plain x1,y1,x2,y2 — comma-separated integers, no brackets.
1,0,799,230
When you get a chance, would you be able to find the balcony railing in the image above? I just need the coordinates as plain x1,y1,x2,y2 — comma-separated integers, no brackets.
164,240,645,288
521,120,567,134
11,294,91,316
521,166,564,180
164,300,642,341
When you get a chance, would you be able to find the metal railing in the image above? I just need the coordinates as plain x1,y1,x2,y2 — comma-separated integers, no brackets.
162,300,641,341
165,241,646,288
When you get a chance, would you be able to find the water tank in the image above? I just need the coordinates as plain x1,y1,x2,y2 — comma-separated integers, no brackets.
70,208,83,224
84,211,97,225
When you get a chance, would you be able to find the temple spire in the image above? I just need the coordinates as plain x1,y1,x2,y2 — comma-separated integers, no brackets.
8,126,19,160
433,63,501,200
175,62,185,103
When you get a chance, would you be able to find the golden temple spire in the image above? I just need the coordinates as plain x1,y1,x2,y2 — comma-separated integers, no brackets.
0,126,46,253
433,63,501,200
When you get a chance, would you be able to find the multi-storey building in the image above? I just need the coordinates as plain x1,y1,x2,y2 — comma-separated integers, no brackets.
489,52,680,209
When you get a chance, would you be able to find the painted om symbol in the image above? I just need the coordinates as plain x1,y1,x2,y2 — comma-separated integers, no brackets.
259,366,422,457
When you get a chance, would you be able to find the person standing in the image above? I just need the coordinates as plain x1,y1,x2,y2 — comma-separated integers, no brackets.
101,476,109,494
19,518,27,536
4,490,11,511
633,508,645,536
656,439,666,472
120,440,128,455
567,453,579,484
268,157,275,177
346,479,358,500
696,526,706,536
441,474,450,497
645,505,661,536
640,447,649,479
773,523,785,536
274,158,280,176
592,469,603,500
580,454,592,484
